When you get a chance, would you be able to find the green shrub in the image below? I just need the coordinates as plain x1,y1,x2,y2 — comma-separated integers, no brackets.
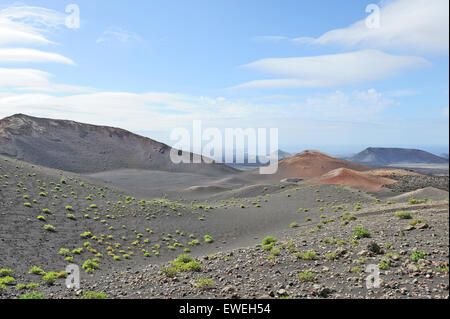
298,271,315,282
72,248,83,254
58,248,70,256
0,269,13,277
395,211,412,219
161,254,202,277
29,266,44,275
195,278,215,290
352,227,371,239
408,219,427,226
351,266,362,273
26,283,39,290
78,291,107,299
80,231,92,238
82,259,100,273
408,198,427,204
41,272,58,286
0,276,15,285
262,236,277,246
203,235,214,243
378,259,391,270
300,251,318,260
410,250,427,262
19,292,45,299
44,224,55,232
325,252,337,260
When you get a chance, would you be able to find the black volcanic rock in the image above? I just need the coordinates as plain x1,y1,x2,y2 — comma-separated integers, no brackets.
0,114,238,175
348,147,449,166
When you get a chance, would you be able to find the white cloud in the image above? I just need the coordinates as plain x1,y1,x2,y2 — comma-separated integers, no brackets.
0,91,254,132
0,88,395,133
444,107,449,117
295,0,449,54
0,48,74,64
0,5,77,92
97,27,142,44
289,89,395,121
234,50,429,89
0,68,91,92
0,5,66,45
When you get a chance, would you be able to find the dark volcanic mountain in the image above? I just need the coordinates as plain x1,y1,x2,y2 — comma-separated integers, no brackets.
0,114,238,175
348,147,449,167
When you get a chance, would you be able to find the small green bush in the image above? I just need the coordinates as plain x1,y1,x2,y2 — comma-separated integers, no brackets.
161,254,202,277
19,292,45,299
0,269,13,277
300,251,318,260
395,211,412,219
298,271,315,282
29,266,44,275
41,272,58,286
82,259,100,273
410,250,427,262
78,291,107,299
44,224,55,232
352,227,371,239
262,236,277,246
203,235,214,243
408,198,427,204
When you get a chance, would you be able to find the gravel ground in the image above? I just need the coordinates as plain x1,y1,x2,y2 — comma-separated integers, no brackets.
16,202,448,299
384,175,449,193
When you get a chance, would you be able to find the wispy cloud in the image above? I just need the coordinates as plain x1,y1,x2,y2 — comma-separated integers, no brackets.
0,5,66,45
0,68,91,93
0,88,396,132
96,26,142,44
233,50,429,89
0,48,74,64
0,4,78,92
293,0,449,54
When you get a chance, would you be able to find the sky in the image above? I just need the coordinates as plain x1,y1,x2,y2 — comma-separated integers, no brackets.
0,0,448,156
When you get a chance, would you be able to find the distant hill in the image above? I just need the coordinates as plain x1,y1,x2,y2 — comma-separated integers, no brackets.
309,167,396,191
0,114,238,175
222,149,292,170
267,150,370,179
440,153,449,160
348,147,449,167
271,149,292,160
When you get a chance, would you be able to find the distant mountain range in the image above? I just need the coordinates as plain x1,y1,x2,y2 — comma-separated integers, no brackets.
0,114,237,175
347,147,449,167
221,149,292,170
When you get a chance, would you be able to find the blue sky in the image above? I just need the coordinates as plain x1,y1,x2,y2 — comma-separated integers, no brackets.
0,0,448,156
